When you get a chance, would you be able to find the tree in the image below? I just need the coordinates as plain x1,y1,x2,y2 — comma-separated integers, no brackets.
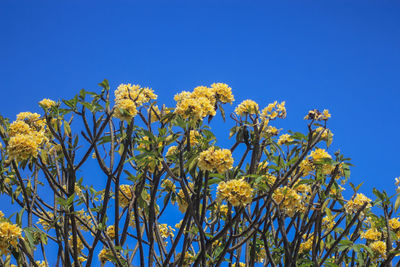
0,80,399,266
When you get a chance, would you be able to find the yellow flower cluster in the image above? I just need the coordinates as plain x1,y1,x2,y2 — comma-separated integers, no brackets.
211,83,235,104
369,240,386,259
114,83,157,121
299,235,313,254
299,159,314,176
219,204,229,216
74,210,93,232
234,99,259,116
389,218,400,239
174,94,216,120
106,225,116,239
261,101,286,120
187,130,201,146
277,134,293,146
8,112,47,162
159,224,175,239
272,186,307,217
39,98,56,109
361,228,382,241
37,211,54,231
217,179,253,207
0,221,22,255
161,179,176,192
166,146,178,158
174,83,232,121
304,109,331,121
261,125,279,138
198,147,234,174
314,127,333,140
98,248,112,264
309,148,331,162
344,193,371,214
322,216,335,230
119,185,134,207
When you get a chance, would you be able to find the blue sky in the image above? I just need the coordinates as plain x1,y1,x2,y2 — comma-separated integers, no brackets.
1,0,400,265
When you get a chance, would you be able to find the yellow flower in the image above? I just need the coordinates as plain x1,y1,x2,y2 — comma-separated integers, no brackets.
161,179,176,192
370,240,386,259
234,99,259,116
361,228,382,241
115,84,157,106
309,148,331,162
277,134,293,145
261,125,279,138
175,96,216,120
0,211,3,218
114,98,137,121
261,101,286,120
272,186,303,217
389,218,400,230
344,193,371,214
299,236,313,254
176,183,193,213
314,127,333,140
8,120,33,136
299,159,314,176
98,248,112,263
304,109,331,121
166,146,178,158
0,221,22,255
211,83,234,104
198,147,234,174
119,185,133,207
217,179,253,207
159,223,175,239
191,86,216,105
39,98,56,109
322,216,335,230
106,225,116,239
187,130,201,146
219,204,229,216
8,134,40,161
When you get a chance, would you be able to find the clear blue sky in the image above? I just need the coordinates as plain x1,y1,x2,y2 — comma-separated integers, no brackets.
1,0,400,265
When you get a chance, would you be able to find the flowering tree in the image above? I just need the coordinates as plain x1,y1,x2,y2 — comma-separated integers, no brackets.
0,80,399,266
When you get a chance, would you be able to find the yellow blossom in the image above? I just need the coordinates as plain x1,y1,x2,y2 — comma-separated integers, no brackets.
106,225,116,239
198,147,234,174
98,248,112,264
344,193,371,214
370,240,386,259
0,221,22,255
309,148,331,162
114,98,137,121
159,224,175,239
211,83,234,104
234,99,259,116
277,134,293,145
119,185,133,207
389,218,400,230
361,228,382,241
39,98,56,109
299,236,313,254
161,179,176,192
304,109,331,121
272,186,303,217
261,101,286,120
175,96,216,120
191,86,216,105
217,179,253,207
